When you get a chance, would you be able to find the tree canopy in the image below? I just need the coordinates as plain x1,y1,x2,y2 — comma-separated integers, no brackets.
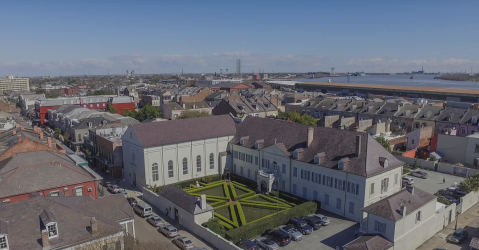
87,89,116,96
105,103,119,114
278,110,317,126
123,105,161,122
375,136,391,152
177,110,211,119
459,173,479,193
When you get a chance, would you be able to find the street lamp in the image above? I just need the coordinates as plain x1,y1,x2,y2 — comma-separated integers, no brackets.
454,211,460,230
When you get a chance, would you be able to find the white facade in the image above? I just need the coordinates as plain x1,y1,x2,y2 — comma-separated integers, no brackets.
197,79,242,85
122,127,233,188
0,75,29,92
229,143,402,222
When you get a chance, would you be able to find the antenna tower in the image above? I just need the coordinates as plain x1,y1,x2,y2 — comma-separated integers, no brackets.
330,67,335,76
236,59,241,78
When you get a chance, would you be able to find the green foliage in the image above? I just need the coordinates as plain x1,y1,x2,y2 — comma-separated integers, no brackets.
203,218,226,237
459,173,479,193
375,136,391,152
437,195,452,205
145,184,167,194
45,92,60,98
201,176,213,183
278,110,317,126
229,184,238,201
236,203,247,226
177,110,211,119
105,103,119,114
225,201,317,244
268,190,309,205
54,128,62,137
223,183,231,200
87,89,116,96
133,105,161,122
84,149,91,156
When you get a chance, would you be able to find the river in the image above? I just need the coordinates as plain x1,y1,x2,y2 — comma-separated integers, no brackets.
297,74,479,90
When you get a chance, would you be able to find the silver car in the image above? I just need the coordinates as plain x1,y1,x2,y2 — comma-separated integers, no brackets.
279,225,303,241
309,214,330,226
108,184,120,193
255,237,279,250
146,216,164,227
158,224,178,238
410,171,428,179
121,191,128,198
173,236,195,250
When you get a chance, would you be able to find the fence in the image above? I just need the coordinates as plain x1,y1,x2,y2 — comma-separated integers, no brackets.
459,191,479,214
396,156,435,170
192,223,242,250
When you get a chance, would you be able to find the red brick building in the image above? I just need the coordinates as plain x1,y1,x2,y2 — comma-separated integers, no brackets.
60,87,79,96
109,96,136,115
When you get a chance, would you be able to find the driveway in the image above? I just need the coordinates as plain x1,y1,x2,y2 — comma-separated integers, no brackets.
406,169,465,195
279,211,359,250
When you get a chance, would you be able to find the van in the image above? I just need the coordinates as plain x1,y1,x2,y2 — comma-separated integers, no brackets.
134,202,153,217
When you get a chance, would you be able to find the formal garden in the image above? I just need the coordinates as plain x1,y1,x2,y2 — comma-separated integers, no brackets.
183,176,317,244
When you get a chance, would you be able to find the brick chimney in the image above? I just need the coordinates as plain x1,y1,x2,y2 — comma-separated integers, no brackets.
40,131,44,140
307,127,314,148
182,103,186,109
20,126,24,131
17,135,22,143
90,217,98,236
47,137,52,148
34,126,38,132
12,130,16,135
355,135,361,156
41,229,50,250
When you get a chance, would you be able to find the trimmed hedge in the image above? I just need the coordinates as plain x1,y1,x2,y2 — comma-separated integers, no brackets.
230,174,258,189
214,212,236,228
229,203,239,227
240,202,290,210
223,183,231,200
220,221,234,230
225,201,317,244
210,200,228,208
236,202,247,226
256,194,294,207
172,174,222,189
268,190,308,205
230,183,238,200
233,184,256,200
189,194,230,201
186,182,224,194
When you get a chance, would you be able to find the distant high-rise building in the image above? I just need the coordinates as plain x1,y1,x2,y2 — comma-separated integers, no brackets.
0,75,29,92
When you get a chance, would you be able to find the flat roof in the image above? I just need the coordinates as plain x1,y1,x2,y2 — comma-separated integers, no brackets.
297,82,479,96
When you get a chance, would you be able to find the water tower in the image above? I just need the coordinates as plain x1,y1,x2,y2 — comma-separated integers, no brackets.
331,67,335,76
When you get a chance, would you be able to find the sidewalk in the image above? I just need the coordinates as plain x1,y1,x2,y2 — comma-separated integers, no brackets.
417,202,479,250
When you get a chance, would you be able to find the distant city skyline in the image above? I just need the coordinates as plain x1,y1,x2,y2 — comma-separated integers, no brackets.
2,1,479,76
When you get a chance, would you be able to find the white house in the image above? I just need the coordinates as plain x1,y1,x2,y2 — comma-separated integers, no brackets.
121,115,236,188
362,186,456,250
229,117,405,222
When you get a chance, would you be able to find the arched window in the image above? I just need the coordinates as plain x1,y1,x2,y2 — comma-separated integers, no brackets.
196,155,201,172
152,163,159,181
168,160,174,178
209,153,214,169
183,158,188,175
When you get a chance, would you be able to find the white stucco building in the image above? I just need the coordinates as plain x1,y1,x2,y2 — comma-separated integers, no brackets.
121,115,236,188
229,117,404,222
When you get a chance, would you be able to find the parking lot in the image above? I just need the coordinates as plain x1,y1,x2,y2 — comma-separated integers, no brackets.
275,211,359,250
405,169,465,195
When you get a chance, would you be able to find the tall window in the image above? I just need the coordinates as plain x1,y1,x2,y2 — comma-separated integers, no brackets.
152,163,159,181
240,166,244,175
336,198,342,210
293,167,297,177
196,156,201,172
47,223,58,238
209,153,214,169
349,202,355,214
381,178,389,193
324,194,330,205
282,164,286,174
394,173,398,184
0,235,7,249
293,184,297,194
374,221,386,234
183,158,188,175
73,187,83,196
168,161,174,178
370,183,375,195
247,169,251,178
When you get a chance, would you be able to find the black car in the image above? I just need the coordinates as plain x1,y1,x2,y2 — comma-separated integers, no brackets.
289,217,313,235
238,240,259,250
264,230,291,246
447,228,468,244
126,197,138,207
303,216,322,230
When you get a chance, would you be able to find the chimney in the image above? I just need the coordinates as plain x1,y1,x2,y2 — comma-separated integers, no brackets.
407,186,415,195
15,124,19,128
12,130,16,135
355,135,361,156
20,126,24,131
34,126,38,132
17,135,22,143
307,127,314,147
182,103,186,109
47,137,52,148
200,194,207,210
400,203,407,217
193,104,196,109
41,229,50,250
90,217,98,236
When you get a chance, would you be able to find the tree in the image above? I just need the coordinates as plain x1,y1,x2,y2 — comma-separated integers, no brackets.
177,110,211,119
375,136,391,152
45,92,60,98
203,218,226,237
123,109,138,119
105,103,119,114
136,105,161,122
278,110,318,126
87,89,115,96
459,173,479,193
54,128,62,137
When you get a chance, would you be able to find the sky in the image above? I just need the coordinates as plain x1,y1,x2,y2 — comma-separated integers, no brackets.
2,1,479,76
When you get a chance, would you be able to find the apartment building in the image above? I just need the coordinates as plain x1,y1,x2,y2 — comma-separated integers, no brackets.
0,75,29,92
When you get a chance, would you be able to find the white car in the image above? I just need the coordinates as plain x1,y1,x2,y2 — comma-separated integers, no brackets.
255,237,279,250
108,184,120,193
308,214,330,226
173,236,195,250
120,191,128,198
146,216,164,227
279,225,303,241
158,224,178,238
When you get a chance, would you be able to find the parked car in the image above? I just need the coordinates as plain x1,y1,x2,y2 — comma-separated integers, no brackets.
102,181,111,188
238,240,260,250
279,225,303,241
173,236,195,249
437,189,460,199
254,237,279,250
443,196,460,205
126,197,138,207
147,216,164,227
446,228,468,244
121,190,128,198
108,184,120,193
308,214,330,226
402,176,414,185
264,230,291,246
303,216,322,230
288,217,313,235
134,202,153,217
158,225,178,238
410,171,428,179
401,180,407,188
190,248,207,250
446,187,467,197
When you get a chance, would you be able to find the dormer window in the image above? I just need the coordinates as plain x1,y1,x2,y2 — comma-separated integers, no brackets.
314,155,320,164
314,152,326,164
252,104,258,110
47,223,58,238
473,116,478,123
403,111,407,116
240,136,249,146
0,235,8,250
0,220,9,250
379,157,388,168
338,157,350,170
40,210,58,239
293,151,299,159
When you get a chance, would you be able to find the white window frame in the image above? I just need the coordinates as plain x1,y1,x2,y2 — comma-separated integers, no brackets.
49,191,60,197
209,153,214,169
152,163,159,181
168,160,174,178
196,155,201,172
73,186,83,197
182,158,188,175
0,235,8,250
47,222,59,239
349,202,355,214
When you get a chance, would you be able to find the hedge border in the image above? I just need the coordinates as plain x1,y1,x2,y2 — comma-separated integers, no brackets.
233,183,256,200
229,203,239,227
214,212,236,228
236,202,247,226
256,194,294,207
240,202,290,210
229,183,238,200
223,183,231,200
186,182,224,194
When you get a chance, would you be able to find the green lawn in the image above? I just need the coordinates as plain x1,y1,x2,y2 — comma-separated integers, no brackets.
234,186,249,196
242,205,279,223
200,185,226,197
216,206,233,220
246,195,275,203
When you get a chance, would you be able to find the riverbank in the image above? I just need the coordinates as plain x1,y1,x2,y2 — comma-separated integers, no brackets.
435,74,479,82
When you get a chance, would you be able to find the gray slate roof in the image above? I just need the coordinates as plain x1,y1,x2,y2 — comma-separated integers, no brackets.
460,109,479,125
436,107,468,123
358,102,384,114
129,115,236,148
343,235,394,250
232,117,404,177
0,196,123,250
159,185,213,214
362,187,436,221
415,105,443,121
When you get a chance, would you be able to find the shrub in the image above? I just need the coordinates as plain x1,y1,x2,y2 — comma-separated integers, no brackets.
223,183,231,200
233,184,256,200
230,203,239,227
230,184,238,200
236,202,247,226
173,175,222,189
225,201,317,244
268,190,308,205
210,200,228,208
240,201,291,209
186,182,224,194
230,174,258,189
201,176,213,184
203,218,226,237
